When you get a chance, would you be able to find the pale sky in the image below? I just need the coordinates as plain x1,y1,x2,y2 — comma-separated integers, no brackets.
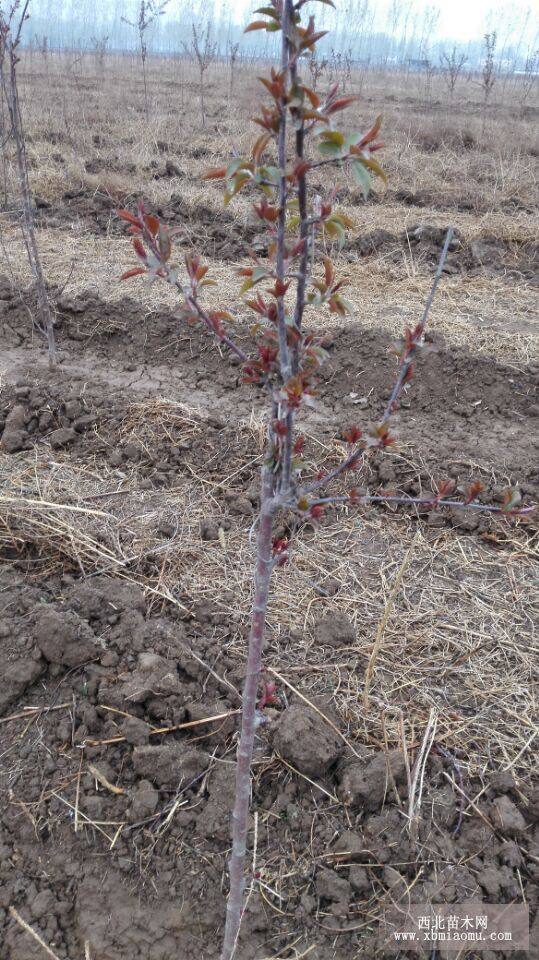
218,0,538,45
433,0,536,43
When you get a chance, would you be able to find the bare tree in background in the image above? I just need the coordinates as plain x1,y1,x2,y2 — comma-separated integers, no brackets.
228,39,239,100
309,52,327,91
188,22,217,127
440,46,467,99
481,32,497,104
424,58,435,102
90,33,109,76
38,32,47,60
122,0,170,122
480,32,497,134
520,47,538,108
328,47,353,91
1,0,56,366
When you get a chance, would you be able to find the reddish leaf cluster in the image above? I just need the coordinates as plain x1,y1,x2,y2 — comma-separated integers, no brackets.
342,426,362,444
271,538,289,567
257,677,280,709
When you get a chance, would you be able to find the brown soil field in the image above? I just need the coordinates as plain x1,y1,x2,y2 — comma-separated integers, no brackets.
0,51,538,960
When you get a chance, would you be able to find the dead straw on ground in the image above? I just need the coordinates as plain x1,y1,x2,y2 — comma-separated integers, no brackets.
0,402,536,784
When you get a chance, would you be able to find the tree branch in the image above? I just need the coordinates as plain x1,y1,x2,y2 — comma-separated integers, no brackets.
274,0,293,386
381,227,453,422
301,228,454,496
308,493,534,516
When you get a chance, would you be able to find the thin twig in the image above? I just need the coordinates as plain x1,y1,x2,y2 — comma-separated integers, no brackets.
84,709,240,746
407,708,438,836
8,907,63,960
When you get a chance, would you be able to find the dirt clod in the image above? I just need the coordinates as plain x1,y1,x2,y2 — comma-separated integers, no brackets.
491,795,527,837
50,427,77,448
315,611,356,648
132,744,208,788
316,867,352,904
1,404,28,452
120,717,151,746
128,780,159,821
349,865,370,893
34,606,97,667
271,702,342,778
0,659,43,713
339,750,407,811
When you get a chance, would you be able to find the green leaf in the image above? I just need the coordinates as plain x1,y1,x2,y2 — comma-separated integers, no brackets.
225,171,250,205
309,345,329,363
361,155,387,184
261,165,281,185
331,211,355,229
317,140,342,159
252,266,269,284
501,487,522,512
325,219,345,248
240,265,269,294
254,6,280,18
320,130,345,146
336,296,354,315
343,132,363,151
350,159,372,199
239,277,254,294
226,158,244,180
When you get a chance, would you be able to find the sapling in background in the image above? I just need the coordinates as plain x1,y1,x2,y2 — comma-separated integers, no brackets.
0,0,56,367
480,30,497,133
187,22,217,128
122,0,170,122
228,39,240,100
117,1,531,955
440,45,467,100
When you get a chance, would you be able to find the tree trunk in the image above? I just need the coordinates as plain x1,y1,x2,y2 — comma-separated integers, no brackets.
220,467,276,960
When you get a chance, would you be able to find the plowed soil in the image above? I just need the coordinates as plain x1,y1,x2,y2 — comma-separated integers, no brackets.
0,53,538,960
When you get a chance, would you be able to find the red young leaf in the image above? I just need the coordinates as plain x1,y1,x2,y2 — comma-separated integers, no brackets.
121,267,146,280
133,238,147,262
143,214,160,236
245,20,271,32
116,209,141,227
252,132,271,164
464,480,484,504
357,114,383,149
435,479,457,497
326,95,359,114
342,426,362,444
273,419,288,436
202,166,228,180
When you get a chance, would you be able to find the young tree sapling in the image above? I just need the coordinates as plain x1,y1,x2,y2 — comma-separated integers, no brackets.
122,0,170,122
1,0,57,367
116,2,532,955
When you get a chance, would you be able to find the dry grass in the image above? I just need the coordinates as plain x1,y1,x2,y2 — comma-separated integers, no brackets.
1,53,536,368
0,49,537,816
1,398,536,781
0,48,537,959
